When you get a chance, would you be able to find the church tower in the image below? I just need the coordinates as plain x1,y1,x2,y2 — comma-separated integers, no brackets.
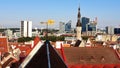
76,6,82,40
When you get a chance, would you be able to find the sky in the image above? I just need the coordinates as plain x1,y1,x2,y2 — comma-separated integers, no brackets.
0,0,120,29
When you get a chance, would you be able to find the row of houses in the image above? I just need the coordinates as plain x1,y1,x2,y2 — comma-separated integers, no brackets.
0,36,120,68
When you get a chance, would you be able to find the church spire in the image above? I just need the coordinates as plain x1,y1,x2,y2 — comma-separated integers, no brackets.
76,6,82,27
76,6,82,40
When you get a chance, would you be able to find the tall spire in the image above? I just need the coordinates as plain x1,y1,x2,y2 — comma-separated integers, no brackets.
76,6,82,27
76,6,82,40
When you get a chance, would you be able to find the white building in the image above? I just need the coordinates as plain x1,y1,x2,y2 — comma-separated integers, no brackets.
106,26,114,35
14,32,21,38
59,22,65,33
4,29,13,40
21,21,32,37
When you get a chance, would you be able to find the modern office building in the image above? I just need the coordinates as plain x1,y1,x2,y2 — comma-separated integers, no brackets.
59,22,65,33
4,29,13,39
114,27,120,34
65,20,71,32
21,21,32,37
81,17,90,32
82,17,97,36
87,22,97,31
106,26,114,35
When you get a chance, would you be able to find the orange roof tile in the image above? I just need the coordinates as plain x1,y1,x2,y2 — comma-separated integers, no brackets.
57,47,120,64
33,36,41,48
0,37,8,53
68,64,120,68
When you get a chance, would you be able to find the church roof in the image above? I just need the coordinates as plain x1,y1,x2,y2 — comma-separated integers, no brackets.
76,7,82,27
74,40,81,47
76,20,82,27
22,40,67,68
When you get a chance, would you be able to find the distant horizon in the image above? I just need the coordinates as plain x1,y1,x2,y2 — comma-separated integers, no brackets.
0,0,120,29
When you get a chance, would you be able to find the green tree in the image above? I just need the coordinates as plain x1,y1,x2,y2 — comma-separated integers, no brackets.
18,37,33,42
82,36,88,41
40,36,65,42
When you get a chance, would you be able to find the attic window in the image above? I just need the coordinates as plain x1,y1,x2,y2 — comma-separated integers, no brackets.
22,51,26,56
80,56,84,61
22,51,26,53
90,56,95,62
101,56,105,61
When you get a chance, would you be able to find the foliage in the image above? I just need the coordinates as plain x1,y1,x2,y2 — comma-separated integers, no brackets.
41,36,65,42
18,36,65,42
82,36,88,41
18,37,34,42
0,29,6,32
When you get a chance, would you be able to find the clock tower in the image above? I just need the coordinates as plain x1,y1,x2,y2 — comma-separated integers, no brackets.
76,7,82,40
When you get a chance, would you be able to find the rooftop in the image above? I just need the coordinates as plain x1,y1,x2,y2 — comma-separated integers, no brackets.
0,36,8,53
58,47,120,65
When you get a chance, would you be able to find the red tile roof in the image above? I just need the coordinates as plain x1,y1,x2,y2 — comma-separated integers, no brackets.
57,47,120,65
23,40,67,68
9,36,41,57
33,36,41,47
68,64,120,68
0,37,8,53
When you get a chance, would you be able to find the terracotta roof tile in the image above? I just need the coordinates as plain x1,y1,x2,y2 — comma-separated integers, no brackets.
33,36,41,48
0,37,8,53
57,47,120,64
68,64,120,68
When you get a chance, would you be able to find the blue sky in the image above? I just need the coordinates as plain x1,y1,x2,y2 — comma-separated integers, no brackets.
0,0,120,29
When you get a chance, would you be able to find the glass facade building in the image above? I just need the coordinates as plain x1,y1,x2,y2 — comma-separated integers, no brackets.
87,23,96,31
81,17,90,32
65,21,71,32
106,26,114,35
59,22,65,33
114,28,120,34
